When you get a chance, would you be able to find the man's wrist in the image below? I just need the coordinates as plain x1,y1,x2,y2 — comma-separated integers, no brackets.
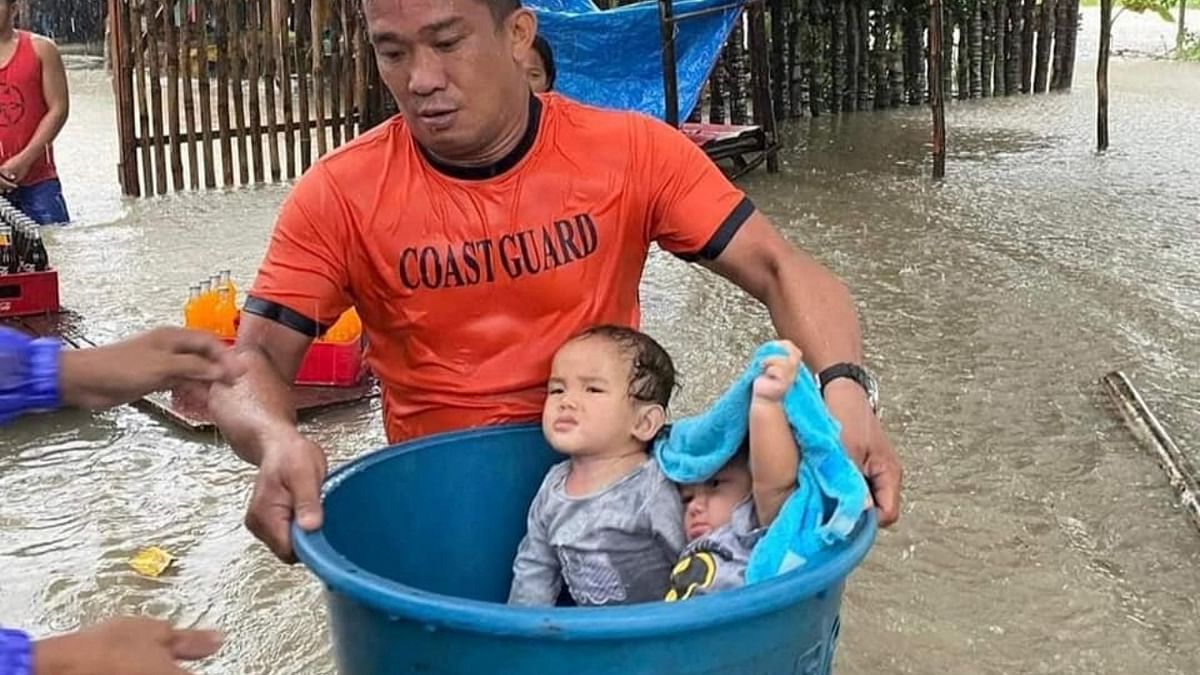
822,377,873,413
818,362,878,414
749,395,787,412
0,629,34,675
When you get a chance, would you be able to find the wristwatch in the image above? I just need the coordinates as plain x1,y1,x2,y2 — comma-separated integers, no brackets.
818,362,879,414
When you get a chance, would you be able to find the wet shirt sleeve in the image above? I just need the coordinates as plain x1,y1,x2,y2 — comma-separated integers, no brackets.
508,470,565,606
633,116,756,262
645,464,687,557
245,164,354,336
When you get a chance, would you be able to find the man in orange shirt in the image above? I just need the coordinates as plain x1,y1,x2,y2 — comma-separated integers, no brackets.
209,0,902,564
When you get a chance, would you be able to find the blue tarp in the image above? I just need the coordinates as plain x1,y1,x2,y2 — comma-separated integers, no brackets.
526,0,744,123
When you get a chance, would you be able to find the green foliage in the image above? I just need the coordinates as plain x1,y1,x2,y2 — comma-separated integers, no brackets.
1181,31,1200,60
1118,0,1177,22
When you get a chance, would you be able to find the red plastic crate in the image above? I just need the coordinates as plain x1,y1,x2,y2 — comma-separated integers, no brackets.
0,269,60,318
220,336,367,387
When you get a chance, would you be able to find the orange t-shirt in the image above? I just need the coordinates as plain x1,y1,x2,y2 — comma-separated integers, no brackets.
247,94,753,443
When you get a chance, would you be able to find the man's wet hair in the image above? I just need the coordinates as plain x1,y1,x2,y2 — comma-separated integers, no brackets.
572,325,676,409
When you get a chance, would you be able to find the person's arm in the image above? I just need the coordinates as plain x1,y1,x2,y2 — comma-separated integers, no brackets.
636,116,901,526
207,315,311,467
0,618,220,675
0,327,242,425
0,37,68,186
207,163,354,562
748,344,803,527
647,473,687,556
507,492,562,606
701,215,899,525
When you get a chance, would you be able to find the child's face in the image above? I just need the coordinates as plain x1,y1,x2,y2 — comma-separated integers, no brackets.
523,51,550,93
680,463,753,541
542,337,657,456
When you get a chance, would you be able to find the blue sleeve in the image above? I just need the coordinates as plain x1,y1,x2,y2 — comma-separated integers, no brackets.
0,628,33,675
0,326,62,425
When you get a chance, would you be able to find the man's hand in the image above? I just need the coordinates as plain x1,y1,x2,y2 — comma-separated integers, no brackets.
0,154,33,189
33,616,222,675
824,379,902,526
59,327,245,410
245,430,329,563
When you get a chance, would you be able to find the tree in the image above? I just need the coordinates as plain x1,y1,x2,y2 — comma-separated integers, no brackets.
1178,0,1188,55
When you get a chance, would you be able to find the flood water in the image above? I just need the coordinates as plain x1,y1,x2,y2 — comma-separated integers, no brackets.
3,10,1199,674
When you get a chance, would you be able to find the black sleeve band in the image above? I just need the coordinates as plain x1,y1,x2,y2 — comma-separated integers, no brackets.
673,196,756,263
242,295,330,338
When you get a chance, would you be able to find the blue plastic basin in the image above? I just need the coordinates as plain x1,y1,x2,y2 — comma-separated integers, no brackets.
294,423,876,674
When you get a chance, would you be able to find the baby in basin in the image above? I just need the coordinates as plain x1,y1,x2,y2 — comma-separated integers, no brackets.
665,341,802,601
507,325,686,606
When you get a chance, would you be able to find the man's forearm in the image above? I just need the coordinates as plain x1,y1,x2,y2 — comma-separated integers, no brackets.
208,346,298,466
14,109,67,166
763,251,865,373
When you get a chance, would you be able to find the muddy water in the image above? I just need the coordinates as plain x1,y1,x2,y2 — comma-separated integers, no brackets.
2,12,1198,673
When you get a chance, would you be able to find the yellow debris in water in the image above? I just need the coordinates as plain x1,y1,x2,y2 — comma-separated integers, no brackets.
128,546,175,578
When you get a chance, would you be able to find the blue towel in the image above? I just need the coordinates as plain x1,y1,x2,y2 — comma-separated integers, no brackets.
653,342,869,582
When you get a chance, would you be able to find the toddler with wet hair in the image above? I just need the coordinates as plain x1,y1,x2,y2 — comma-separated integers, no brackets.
507,325,685,606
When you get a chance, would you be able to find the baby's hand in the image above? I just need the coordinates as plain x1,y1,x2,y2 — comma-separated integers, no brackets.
752,340,803,402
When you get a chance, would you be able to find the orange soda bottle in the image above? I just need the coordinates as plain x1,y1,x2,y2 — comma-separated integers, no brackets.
219,269,238,300
213,283,238,337
196,279,215,333
183,284,201,328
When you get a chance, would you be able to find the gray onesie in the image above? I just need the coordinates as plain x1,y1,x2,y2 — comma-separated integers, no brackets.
665,497,765,601
508,457,686,606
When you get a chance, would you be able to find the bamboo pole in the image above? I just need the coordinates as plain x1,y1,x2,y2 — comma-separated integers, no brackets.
970,0,983,97
770,0,787,118
246,0,266,183
329,7,343,148
130,0,154,195
957,19,969,99
179,0,200,189
278,0,298,178
354,4,369,135
929,0,947,178
214,0,234,186
856,0,870,110
296,0,313,170
1101,372,1200,534
227,1,250,185
145,0,168,194
1033,0,1055,93
1005,0,1022,94
747,1,780,171
831,0,846,111
995,0,1007,94
1061,0,1079,88
163,0,185,190
110,0,140,196
311,0,328,157
1020,0,1035,92
342,0,356,141
261,0,282,181
196,0,217,188
1097,0,1110,151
